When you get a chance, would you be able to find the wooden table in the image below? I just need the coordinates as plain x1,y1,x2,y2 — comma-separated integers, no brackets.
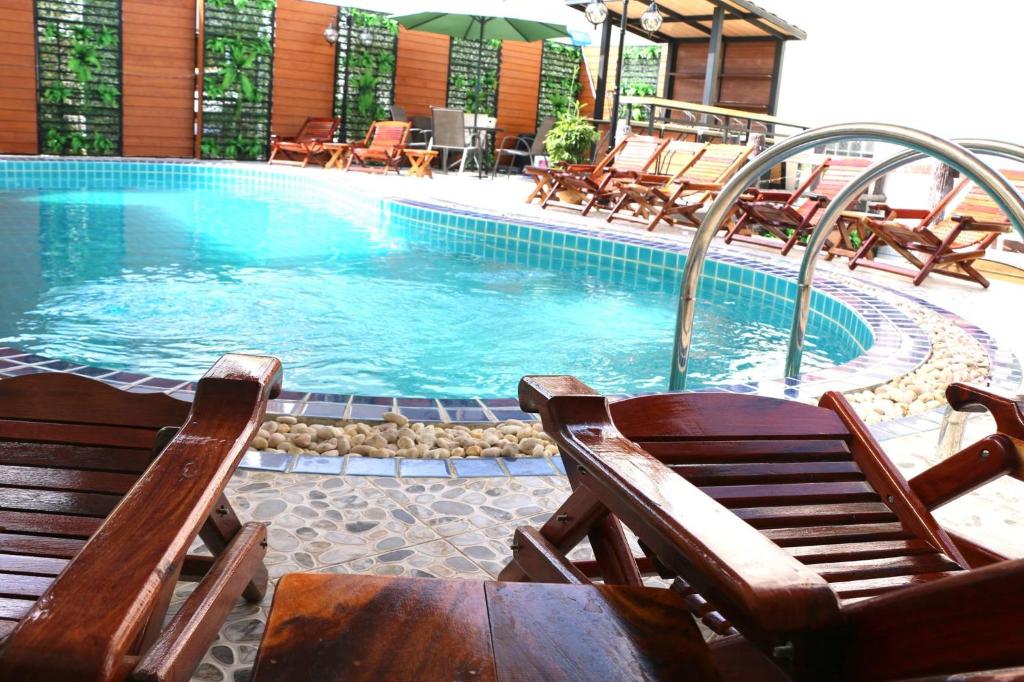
322,142,350,170
403,148,438,178
251,574,718,681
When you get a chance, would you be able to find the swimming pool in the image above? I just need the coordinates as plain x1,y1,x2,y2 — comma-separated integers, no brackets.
0,159,872,398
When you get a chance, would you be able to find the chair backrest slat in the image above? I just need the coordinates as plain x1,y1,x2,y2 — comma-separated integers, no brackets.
659,140,707,177
678,143,754,185
366,121,410,150
812,157,873,199
953,169,1024,224
296,117,339,143
611,135,665,173
530,116,557,156
431,108,469,148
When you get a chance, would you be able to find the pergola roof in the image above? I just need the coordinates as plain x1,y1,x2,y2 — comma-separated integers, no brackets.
573,0,806,42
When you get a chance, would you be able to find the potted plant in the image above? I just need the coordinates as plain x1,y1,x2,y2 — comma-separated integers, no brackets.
544,102,600,203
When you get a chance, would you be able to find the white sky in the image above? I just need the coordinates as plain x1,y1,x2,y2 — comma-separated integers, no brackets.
775,1,1024,143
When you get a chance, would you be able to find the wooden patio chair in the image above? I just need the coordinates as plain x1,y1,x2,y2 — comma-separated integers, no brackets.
847,169,1024,287
607,143,754,231
344,121,412,175
0,353,282,681
501,375,1024,681
725,156,873,255
541,134,669,216
267,117,340,167
602,140,708,223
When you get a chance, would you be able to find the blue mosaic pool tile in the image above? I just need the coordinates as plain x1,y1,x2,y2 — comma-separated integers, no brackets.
396,396,436,407
239,451,292,472
266,399,300,415
399,458,451,478
106,371,148,383
0,347,23,357
292,455,345,475
305,392,350,403
352,395,394,406
502,457,556,477
451,457,505,477
488,407,539,422
345,456,397,476
301,401,348,419
551,455,567,475
348,403,392,420
397,406,442,422
139,376,185,389
443,407,491,423
4,366,46,376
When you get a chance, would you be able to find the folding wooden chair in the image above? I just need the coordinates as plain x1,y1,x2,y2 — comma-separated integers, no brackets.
541,134,669,216
847,169,1024,287
268,117,340,167
0,354,281,681
603,139,708,223
345,121,412,175
501,375,1024,681
605,142,752,231
726,157,873,255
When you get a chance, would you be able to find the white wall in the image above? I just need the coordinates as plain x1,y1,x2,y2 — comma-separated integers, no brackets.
776,1,1024,144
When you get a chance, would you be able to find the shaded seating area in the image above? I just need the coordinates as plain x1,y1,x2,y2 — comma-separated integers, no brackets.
267,117,340,168
0,354,281,680
849,169,1024,287
542,134,668,215
500,374,1024,681
726,157,874,254
345,121,412,174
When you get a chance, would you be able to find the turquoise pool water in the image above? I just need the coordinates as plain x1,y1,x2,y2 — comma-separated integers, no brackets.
0,170,868,397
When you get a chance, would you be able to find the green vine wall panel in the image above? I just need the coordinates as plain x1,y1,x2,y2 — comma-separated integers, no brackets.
620,45,662,122
34,0,122,156
333,8,398,143
447,38,501,116
537,41,582,128
201,0,276,160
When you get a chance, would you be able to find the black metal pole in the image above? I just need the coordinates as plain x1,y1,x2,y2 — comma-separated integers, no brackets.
473,18,486,177
340,13,353,140
607,0,629,151
593,13,613,123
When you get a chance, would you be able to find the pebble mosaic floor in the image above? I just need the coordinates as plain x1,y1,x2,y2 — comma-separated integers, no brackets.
186,413,1024,682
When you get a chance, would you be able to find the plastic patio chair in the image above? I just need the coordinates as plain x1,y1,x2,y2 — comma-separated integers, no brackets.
491,116,556,179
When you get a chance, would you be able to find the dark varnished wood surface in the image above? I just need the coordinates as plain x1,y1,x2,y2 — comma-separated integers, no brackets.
252,574,719,682
0,353,281,681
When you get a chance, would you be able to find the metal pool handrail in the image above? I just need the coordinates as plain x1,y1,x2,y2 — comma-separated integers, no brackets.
784,139,1024,378
669,123,1024,391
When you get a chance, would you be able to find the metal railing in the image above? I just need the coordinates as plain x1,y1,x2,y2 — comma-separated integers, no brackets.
669,123,1024,391
784,139,1024,378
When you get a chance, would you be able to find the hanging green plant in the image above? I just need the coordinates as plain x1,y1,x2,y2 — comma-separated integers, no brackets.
334,8,398,141
35,1,122,156
201,0,276,160
538,41,583,128
447,38,501,117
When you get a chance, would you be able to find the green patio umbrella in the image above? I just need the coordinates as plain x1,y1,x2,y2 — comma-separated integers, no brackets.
391,1,570,174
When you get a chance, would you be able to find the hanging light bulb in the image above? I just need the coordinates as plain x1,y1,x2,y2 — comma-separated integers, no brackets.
640,2,663,33
359,29,373,46
322,20,339,45
584,1,608,27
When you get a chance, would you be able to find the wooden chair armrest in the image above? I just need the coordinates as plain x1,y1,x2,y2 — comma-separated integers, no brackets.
883,207,931,220
678,181,725,193
564,163,597,173
1,354,282,681
950,216,1012,233
527,377,841,641
747,190,793,202
843,557,1024,681
631,172,673,186
946,383,1024,434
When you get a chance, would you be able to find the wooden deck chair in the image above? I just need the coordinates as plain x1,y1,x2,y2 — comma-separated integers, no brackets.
603,140,709,223
0,354,282,681
501,375,1024,681
541,134,668,216
268,117,340,167
345,121,411,175
726,156,873,255
847,169,1024,287
609,143,754,231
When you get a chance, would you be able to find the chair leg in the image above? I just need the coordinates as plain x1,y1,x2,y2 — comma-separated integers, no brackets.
199,493,268,602
458,151,467,175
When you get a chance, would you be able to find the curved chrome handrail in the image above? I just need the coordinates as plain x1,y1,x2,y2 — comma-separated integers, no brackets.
784,139,1024,377
669,123,1024,390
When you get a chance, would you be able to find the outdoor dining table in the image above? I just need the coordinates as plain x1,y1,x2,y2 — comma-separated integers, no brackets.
465,124,503,178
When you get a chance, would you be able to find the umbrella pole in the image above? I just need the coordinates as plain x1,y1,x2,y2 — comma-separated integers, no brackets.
473,19,485,178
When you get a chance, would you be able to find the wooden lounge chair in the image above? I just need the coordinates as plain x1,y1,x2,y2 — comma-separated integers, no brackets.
268,117,340,167
725,156,873,255
602,139,708,223
501,375,1024,681
345,120,412,175
541,134,669,216
606,142,752,231
0,354,282,681
847,169,1024,287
